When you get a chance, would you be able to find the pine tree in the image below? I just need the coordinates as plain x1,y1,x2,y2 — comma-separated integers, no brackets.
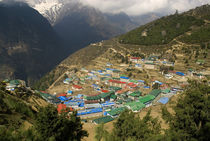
162,81,210,141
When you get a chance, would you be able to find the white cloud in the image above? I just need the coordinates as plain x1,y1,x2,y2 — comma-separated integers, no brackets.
79,0,210,16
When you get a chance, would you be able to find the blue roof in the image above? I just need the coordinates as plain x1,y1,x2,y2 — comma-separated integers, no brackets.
120,76,129,79
67,90,73,94
158,97,169,104
58,96,68,101
92,84,98,87
98,70,103,73
176,72,185,76
138,80,145,83
101,102,115,107
144,86,150,88
105,74,111,76
77,94,83,98
154,80,163,85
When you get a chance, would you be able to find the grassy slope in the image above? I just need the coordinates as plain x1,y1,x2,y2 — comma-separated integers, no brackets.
0,83,48,132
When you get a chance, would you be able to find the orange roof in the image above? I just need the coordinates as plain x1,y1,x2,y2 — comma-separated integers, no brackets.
101,89,109,93
57,104,73,114
57,104,67,114
73,85,82,89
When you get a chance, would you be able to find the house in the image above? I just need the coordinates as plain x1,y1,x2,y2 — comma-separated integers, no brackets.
158,97,169,104
165,74,173,79
130,57,140,63
144,63,156,69
100,91,114,102
106,107,127,118
139,95,155,107
149,89,161,98
116,89,129,95
110,95,117,101
128,91,142,100
109,80,127,88
138,80,145,86
106,68,114,73
6,84,16,91
127,82,138,89
72,85,83,91
176,72,185,76
63,78,72,84
57,93,67,97
109,86,122,92
57,103,73,114
120,76,129,82
125,101,145,112
106,63,113,66
196,59,205,65
135,64,142,69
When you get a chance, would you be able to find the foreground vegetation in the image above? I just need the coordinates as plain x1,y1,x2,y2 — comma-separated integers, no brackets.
0,82,87,141
95,81,210,141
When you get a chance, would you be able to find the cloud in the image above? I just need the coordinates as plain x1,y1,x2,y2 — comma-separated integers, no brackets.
79,0,210,16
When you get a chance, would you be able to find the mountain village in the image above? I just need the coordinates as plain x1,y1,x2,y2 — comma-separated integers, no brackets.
4,53,210,125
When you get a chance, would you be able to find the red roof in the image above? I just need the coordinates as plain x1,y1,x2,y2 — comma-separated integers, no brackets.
57,104,73,114
56,93,67,97
109,80,126,84
73,85,82,89
127,82,134,86
130,57,140,60
101,89,109,93
57,104,67,114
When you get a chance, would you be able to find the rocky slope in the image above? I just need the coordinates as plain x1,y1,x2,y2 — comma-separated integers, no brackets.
0,1,68,85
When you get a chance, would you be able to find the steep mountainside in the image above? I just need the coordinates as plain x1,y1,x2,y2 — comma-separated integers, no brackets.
0,2,68,85
34,4,210,90
26,0,159,53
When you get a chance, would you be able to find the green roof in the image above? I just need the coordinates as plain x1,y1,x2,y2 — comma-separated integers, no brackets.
125,101,145,111
109,86,122,91
100,91,115,98
113,70,121,73
112,77,120,80
107,107,126,116
149,89,161,97
9,80,20,86
110,95,117,99
129,80,138,83
93,116,114,124
139,95,155,104
161,89,170,94
129,91,142,97
86,91,115,100
117,99,123,104
100,77,110,80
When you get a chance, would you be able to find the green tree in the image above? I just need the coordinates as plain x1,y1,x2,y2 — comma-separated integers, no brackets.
35,106,88,141
112,110,161,141
162,81,210,140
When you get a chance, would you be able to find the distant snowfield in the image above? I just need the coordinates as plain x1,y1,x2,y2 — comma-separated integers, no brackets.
33,1,62,15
